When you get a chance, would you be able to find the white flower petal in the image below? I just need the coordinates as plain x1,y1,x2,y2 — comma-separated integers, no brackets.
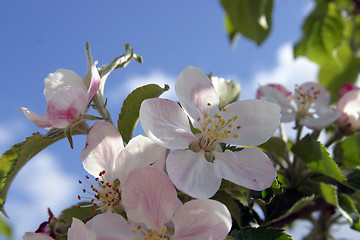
122,167,178,231
214,148,277,191
44,69,85,102
172,199,232,240
68,218,96,240
114,134,167,185
166,150,222,199
81,121,124,180
46,86,88,129
258,85,295,122
140,98,198,149
301,107,339,129
175,66,219,122
19,107,53,129
221,99,280,146
85,213,136,239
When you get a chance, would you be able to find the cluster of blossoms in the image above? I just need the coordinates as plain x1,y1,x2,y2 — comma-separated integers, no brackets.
21,64,283,240
19,55,360,239
257,82,360,134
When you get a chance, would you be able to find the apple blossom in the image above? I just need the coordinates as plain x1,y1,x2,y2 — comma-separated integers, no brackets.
339,83,360,98
336,89,360,134
68,167,232,240
140,66,280,198
78,121,167,212
19,61,100,130
258,82,339,129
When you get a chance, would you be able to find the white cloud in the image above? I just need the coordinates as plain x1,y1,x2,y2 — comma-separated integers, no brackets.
252,43,319,93
6,151,80,239
0,120,27,151
107,70,177,106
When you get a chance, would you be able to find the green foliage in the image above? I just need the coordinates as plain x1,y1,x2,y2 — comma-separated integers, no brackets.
338,193,360,231
117,84,169,143
319,183,360,231
345,169,360,190
334,133,360,168
0,215,11,239
221,0,273,46
231,226,293,240
291,134,345,183
294,0,344,70
97,44,143,81
265,188,314,224
0,131,67,215
259,137,288,159
249,178,284,204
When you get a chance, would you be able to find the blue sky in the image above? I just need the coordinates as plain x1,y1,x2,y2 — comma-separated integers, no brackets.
1,1,359,239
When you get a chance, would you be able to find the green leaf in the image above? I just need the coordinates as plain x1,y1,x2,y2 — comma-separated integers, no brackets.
265,190,314,224
53,202,100,237
231,226,293,240
338,194,360,231
117,84,169,143
0,215,11,239
259,137,288,159
333,133,360,168
221,0,273,46
97,43,143,82
317,15,360,102
318,183,360,231
345,169,360,190
291,134,345,183
0,131,67,215
350,16,360,58
319,182,338,206
249,178,284,204
294,0,344,70
210,75,241,109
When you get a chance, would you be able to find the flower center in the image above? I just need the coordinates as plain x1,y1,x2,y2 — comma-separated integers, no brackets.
77,170,121,212
197,104,240,148
131,226,169,240
190,103,241,162
295,85,321,118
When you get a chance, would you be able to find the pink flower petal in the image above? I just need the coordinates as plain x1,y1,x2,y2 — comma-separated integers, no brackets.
214,148,277,191
114,134,167,185
67,218,96,240
19,107,53,129
122,167,178,231
172,199,232,240
46,86,88,129
44,69,86,102
221,99,280,146
166,150,222,199
81,121,124,181
87,61,101,102
140,98,198,149
175,66,219,122
23,233,55,240
85,213,136,239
